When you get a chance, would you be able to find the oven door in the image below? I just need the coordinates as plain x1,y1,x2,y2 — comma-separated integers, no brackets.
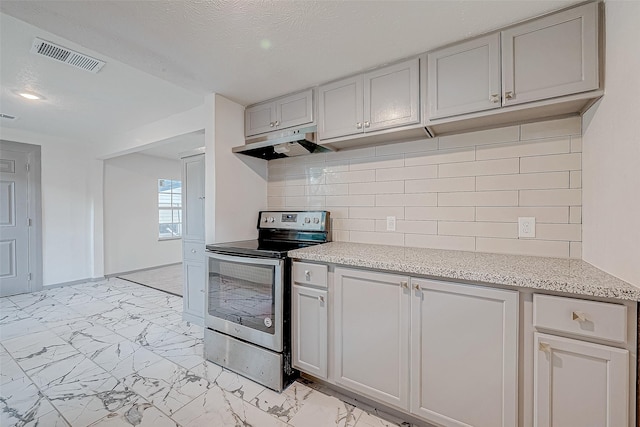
205,251,284,352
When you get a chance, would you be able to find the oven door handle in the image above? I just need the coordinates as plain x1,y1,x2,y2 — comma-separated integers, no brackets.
205,251,284,267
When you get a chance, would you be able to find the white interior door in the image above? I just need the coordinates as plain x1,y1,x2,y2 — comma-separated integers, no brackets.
0,148,31,296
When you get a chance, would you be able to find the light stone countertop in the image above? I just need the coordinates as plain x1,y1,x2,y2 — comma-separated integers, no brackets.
288,242,640,301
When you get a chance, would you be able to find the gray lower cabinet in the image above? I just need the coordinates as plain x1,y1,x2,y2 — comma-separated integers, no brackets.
334,267,411,410
181,152,205,324
410,278,518,427
292,284,327,378
318,58,420,141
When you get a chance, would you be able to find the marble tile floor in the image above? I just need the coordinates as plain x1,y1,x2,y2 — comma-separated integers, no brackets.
1,278,408,427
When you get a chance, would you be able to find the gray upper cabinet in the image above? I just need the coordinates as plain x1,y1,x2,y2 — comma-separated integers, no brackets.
245,89,314,137
501,2,599,107
427,33,502,119
319,58,420,141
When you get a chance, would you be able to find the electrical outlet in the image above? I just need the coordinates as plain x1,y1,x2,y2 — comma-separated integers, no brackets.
518,217,536,238
386,216,396,232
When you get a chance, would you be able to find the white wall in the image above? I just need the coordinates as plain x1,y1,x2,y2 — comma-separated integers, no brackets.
103,153,182,274
205,94,267,243
0,128,104,286
582,1,640,287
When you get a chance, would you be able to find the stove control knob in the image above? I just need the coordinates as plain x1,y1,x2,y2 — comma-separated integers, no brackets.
268,217,275,223
304,217,311,224
313,217,320,224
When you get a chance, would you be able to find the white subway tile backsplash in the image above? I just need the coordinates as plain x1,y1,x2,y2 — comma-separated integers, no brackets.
476,206,569,223
375,138,438,156
439,158,519,177
438,191,518,207
569,207,582,224
405,234,476,251
476,172,569,191
519,189,581,206
326,195,375,207
405,177,476,193
536,224,581,241
476,238,570,258
350,206,405,220
520,117,581,140
269,118,582,259
404,147,475,166
406,207,475,221
475,137,570,160
349,154,404,171
349,181,404,195
325,170,376,184
438,221,517,239
438,126,519,149
375,193,437,207
350,231,405,246
333,218,375,232
570,171,582,189
376,165,438,181
520,153,581,173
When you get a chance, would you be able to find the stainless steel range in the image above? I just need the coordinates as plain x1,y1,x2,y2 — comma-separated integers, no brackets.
204,210,330,391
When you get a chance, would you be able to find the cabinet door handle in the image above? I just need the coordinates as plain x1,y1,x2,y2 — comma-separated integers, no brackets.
414,283,420,290
356,122,363,129
198,196,205,200
191,249,197,253
270,122,275,127
274,120,279,127
490,94,500,103
364,121,370,128
539,342,551,353
572,311,588,322
318,295,325,303
304,270,311,280
504,91,514,100
400,281,408,289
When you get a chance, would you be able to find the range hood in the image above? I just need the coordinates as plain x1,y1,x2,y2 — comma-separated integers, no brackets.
232,125,333,160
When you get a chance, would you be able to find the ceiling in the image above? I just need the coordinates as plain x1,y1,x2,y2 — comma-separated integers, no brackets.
0,0,580,153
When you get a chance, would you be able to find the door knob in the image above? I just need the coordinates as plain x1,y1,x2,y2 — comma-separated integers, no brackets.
305,270,311,280
539,342,551,353
364,121,370,128
318,295,324,303
490,94,500,103
504,91,514,100
400,281,408,289
356,122,363,129
572,311,588,322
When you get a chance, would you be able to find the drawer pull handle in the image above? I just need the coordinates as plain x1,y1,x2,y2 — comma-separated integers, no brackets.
305,270,311,280
400,281,408,289
572,311,588,322
539,342,551,353
318,295,324,303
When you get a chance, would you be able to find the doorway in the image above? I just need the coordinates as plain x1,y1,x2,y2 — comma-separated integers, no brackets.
0,140,42,296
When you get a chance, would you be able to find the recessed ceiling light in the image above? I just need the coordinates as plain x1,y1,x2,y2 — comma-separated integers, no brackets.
18,92,43,100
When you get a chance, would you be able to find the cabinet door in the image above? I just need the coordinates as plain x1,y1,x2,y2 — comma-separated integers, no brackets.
411,279,518,427
245,102,277,136
182,154,205,241
534,332,628,427
501,2,598,106
276,89,314,130
334,267,410,410
292,285,327,378
364,58,420,132
318,75,364,140
183,260,205,324
427,33,502,119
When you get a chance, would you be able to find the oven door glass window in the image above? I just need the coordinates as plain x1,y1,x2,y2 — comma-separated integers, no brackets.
207,256,279,334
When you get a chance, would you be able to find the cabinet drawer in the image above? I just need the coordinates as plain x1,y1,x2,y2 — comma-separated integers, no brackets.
292,262,327,288
183,241,205,261
533,294,627,344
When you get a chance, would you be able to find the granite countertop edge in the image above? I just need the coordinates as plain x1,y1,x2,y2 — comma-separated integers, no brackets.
288,242,640,302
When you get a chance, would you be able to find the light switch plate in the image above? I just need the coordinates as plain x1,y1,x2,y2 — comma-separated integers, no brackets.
386,216,396,231
518,217,536,238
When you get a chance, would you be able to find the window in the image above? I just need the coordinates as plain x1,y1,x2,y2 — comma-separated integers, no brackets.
158,179,182,239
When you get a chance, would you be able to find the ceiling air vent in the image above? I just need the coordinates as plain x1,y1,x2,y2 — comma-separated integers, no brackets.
30,37,106,73
0,113,17,120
